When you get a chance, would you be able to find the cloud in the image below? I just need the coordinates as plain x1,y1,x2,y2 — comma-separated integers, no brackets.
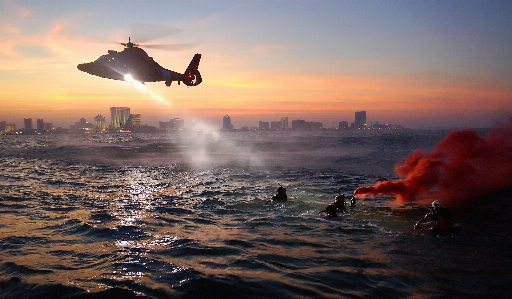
0,1,34,58
1,0,33,20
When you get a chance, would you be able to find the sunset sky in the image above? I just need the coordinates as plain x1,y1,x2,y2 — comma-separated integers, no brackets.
1,0,511,129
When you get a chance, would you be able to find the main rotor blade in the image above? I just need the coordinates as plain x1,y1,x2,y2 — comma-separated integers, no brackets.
142,43,199,51
129,23,183,43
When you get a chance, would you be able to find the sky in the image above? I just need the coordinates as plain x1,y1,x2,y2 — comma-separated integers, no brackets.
1,0,511,129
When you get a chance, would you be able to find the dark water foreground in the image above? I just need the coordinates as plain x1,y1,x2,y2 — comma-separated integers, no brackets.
0,130,510,298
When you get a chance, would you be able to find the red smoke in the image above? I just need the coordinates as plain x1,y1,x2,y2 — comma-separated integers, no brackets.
354,118,512,204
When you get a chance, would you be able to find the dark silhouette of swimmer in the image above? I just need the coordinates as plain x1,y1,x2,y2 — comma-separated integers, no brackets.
271,184,288,201
321,193,348,217
414,200,453,229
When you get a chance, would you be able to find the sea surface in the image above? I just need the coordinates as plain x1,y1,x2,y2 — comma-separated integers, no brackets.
0,129,510,299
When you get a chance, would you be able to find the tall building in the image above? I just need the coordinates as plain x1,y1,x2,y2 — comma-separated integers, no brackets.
24,118,33,131
354,111,366,128
223,115,234,130
281,117,289,130
0,121,6,133
37,119,44,133
93,114,106,130
110,107,130,129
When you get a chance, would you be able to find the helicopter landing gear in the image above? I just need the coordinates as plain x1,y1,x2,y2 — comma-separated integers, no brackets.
165,80,171,86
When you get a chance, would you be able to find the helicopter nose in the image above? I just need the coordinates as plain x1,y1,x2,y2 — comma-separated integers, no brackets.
77,62,95,73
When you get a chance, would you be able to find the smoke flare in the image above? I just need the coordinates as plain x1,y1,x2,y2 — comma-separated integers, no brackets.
354,117,512,204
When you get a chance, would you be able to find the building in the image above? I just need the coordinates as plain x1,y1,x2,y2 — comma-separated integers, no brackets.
281,117,289,130
259,121,269,130
93,114,107,131
339,121,349,129
72,118,93,133
5,123,16,133
110,107,131,129
308,122,323,130
76,118,87,129
292,119,305,130
37,119,44,133
353,111,366,128
223,115,234,130
270,121,282,130
44,123,54,132
129,114,141,127
292,119,322,130
24,118,33,131
159,118,184,131
259,117,288,130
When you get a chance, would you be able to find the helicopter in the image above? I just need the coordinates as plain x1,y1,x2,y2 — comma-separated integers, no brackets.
77,37,201,87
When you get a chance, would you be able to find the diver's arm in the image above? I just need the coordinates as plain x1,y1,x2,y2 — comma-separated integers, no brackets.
414,213,430,229
419,213,430,222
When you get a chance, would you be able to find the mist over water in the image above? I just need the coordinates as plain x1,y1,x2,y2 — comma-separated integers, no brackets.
0,129,510,298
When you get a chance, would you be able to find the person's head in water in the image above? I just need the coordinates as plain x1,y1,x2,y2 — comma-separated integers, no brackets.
432,200,440,210
432,200,451,220
322,193,346,217
334,193,346,207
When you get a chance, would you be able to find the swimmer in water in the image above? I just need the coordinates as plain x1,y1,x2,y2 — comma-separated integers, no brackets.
321,193,347,217
271,184,288,201
414,200,453,229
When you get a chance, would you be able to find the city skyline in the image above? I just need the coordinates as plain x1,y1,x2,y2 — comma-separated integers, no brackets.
2,109,403,133
1,1,512,129
1,107,406,131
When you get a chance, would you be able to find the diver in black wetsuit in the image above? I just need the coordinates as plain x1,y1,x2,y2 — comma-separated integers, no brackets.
414,200,453,229
271,185,288,201
321,193,347,217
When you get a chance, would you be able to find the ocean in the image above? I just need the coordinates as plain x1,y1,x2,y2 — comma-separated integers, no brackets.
0,129,510,299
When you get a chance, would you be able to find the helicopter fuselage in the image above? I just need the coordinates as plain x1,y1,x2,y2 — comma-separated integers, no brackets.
77,45,201,87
